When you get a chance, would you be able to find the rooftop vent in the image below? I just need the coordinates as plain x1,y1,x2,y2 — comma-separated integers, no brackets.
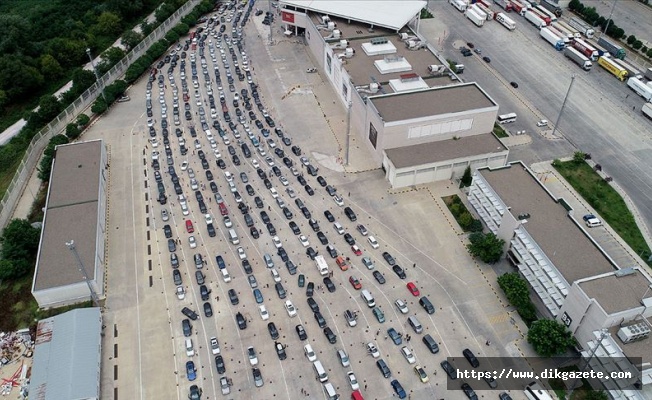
371,37,388,45
617,322,651,344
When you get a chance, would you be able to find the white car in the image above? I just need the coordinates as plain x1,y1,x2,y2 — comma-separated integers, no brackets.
395,299,409,314
286,187,296,198
181,203,190,216
272,236,282,248
290,167,299,176
267,138,276,148
251,159,260,168
271,268,281,283
247,346,258,366
368,236,379,249
151,151,159,161
187,168,195,179
178,194,187,206
210,337,220,355
269,187,278,198
224,171,233,182
279,176,289,186
536,119,549,127
204,214,213,225
304,344,317,361
300,156,310,166
213,148,221,158
176,286,185,300
161,209,169,221
220,376,230,395
299,235,310,247
190,178,199,190
333,195,344,207
285,300,297,317
347,371,360,391
367,342,380,358
188,235,197,249
224,216,233,228
149,138,159,148
265,156,275,167
259,305,269,320
237,247,247,260
401,346,416,364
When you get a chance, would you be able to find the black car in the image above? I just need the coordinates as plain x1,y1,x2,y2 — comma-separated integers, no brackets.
317,176,327,187
323,277,336,292
275,282,287,299
373,271,386,284
275,342,287,360
236,312,247,330
242,259,253,274
463,348,480,368
203,302,213,317
254,196,264,208
267,222,277,235
314,311,327,328
461,383,478,400
309,218,320,232
291,145,302,156
250,226,260,239
510,81,518,88
422,334,439,354
246,184,255,196
306,246,318,259
216,158,226,169
325,185,337,196
210,181,218,193
282,157,293,168
207,223,216,237
215,355,226,374
482,56,491,63
278,247,289,262
304,184,314,196
343,233,355,245
263,178,272,189
382,251,396,266
306,282,314,297
260,211,271,224
296,174,306,185
268,322,279,339
317,231,328,245
392,265,406,279
232,154,241,165
344,207,357,221
307,297,320,313
163,224,173,238
295,324,308,340
228,289,239,305
181,307,199,320
440,360,457,380
326,245,337,258
323,327,337,344
324,210,335,222
282,207,293,219
301,207,311,219
289,221,301,235
205,170,214,181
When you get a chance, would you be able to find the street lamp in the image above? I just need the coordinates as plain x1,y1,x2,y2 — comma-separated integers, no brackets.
551,74,578,149
65,240,100,307
86,48,107,104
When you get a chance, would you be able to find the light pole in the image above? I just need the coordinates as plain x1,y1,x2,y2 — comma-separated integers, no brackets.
603,0,619,35
267,0,274,45
345,101,352,166
551,75,577,147
86,48,107,104
66,240,100,307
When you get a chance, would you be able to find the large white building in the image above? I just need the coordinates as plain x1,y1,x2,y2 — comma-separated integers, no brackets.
32,140,108,308
469,162,652,399
279,1,509,188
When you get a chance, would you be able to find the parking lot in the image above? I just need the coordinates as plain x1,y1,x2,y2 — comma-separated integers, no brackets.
90,2,538,400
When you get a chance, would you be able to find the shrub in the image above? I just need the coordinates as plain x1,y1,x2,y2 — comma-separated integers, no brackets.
65,123,81,140
633,40,643,50
627,35,637,45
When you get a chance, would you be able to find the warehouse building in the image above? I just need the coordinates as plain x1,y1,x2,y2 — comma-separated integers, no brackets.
32,140,108,308
279,1,509,188
469,162,652,399
29,307,102,400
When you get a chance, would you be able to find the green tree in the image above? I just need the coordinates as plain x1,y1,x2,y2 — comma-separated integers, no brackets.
0,219,41,263
46,37,87,68
642,46,649,55
95,11,123,36
613,28,624,40
568,0,580,11
627,35,637,45
91,98,108,114
527,319,575,357
497,272,537,322
39,54,64,80
121,30,143,51
633,40,643,50
66,123,81,140
76,114,90,127
573,151,586,164
0,89,7,109
467,232,505,263
0,15,30,54
37,135,69,181
458,212,474,230
36,95,63,123
460,166,473,187
647,48,652,58
0,56,45,102
469,219,483,232
98,47,126,74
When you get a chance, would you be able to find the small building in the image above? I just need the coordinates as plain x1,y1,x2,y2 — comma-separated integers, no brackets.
29,307,102,400
32,140,108,308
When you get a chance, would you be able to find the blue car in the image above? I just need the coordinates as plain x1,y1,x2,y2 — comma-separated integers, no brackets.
387,328,402,345
391,379,406,399
253,288,264,304
186,361,197,381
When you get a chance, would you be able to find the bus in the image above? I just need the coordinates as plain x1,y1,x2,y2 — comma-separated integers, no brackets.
524,382,554,400
497,113,517,124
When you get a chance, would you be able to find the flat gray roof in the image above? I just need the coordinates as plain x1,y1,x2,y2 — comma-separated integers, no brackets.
30,307,101,400
608,321,652,369
385,133,506,169
370,83,497,122
480,163,617,283
578,269,652,314
34,140,103,291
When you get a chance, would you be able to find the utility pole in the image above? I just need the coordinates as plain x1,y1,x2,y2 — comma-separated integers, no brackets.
551,75,577,146
86,48,107,104
603,0,619,35
66,240,100,307
345,101,352,166
268,0,274,45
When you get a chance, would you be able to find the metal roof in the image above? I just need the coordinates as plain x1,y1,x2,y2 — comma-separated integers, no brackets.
281,0,427,31
30,308,102,400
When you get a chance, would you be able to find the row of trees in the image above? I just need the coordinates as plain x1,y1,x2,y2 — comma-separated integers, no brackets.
569,0,652,59
0,219,41,280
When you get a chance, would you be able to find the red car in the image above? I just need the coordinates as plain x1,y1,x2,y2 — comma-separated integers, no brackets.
185,220,194,233
351,245,362,256
406,282,420,297
349,276,362,290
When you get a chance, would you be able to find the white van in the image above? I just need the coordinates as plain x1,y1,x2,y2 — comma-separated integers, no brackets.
313,360,328,382
322,382,339,400
361,289,375,308
408,316,423,333
228,228,239,244
185,338,194,356
221,268,231,283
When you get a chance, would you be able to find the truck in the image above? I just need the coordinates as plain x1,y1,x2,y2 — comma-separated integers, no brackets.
546,26,570,47
496,13,516,31
450,0,468,12
554,20,581,39
612,58,642,79
524,10,547,27
539,0,563,17
573,38,599,61
598,37,626,60
315,255,329,276
645,67,652,81
493,0,512,11
569,17,595,39
530,8,552,25
540,28,565,50
535,5,557,22
564,47,592,70
626,77,652,101
469,4,490,20
643,103,652,120
466,9,486,27
510,0,526,14
552,21,579,40
474,3,495,19
597,56,628,81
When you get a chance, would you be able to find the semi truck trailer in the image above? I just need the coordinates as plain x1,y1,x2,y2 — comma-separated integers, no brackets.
627,77,652,101
540,28,565,50
524,10,547,27
598,37,626,60
564,47,592,70
612,58,642,79
569,17,595,38
493,0,512,11
573,38,599,61
539,0,562,17
450,0,468,12
597,56,628,81
466,8,486,27
643,103,652,120
496,13,516,30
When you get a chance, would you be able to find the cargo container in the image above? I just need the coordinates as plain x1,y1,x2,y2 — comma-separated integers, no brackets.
573,39,599,61
510,0,526,14
450,0,468,12
546,26,570,47
529,8,552,25
564,47,592,70
466,8,486,26
540,28,565,50
496,12,516,30
535,5,558,22
524,10,547,28
469,4,490,20
642,103,652,120
552,21,580,40
597,56,628,81
569,17,595,39
493,0,512,11
475,3,495,19
612,58,642,79
626,77,652,101
539,0,563,17
597,37,626,60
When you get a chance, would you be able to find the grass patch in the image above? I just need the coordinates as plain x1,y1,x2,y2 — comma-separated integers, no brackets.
493,123,509,138
553,160,652,266
0,275,38,331
443,194,483,232
27,183,48,223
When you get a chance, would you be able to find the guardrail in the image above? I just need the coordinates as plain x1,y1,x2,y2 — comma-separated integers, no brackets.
0,0,202,230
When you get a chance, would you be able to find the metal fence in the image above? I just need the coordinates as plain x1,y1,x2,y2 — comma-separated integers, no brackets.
0,0,202,230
